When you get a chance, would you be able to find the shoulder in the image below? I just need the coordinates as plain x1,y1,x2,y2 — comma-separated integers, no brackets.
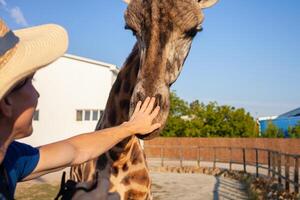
1,141,40,196
5,141,39,163
4,141,40,181
7,141,39,155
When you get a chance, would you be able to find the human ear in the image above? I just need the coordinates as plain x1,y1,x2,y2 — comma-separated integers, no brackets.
0,96,13,117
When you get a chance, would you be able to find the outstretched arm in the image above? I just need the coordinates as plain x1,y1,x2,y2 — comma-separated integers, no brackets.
23,97,160,181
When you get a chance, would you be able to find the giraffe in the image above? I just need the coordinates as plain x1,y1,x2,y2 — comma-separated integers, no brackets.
70,0,218,199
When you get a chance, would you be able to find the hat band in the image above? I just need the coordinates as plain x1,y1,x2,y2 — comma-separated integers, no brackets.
0,30,19,56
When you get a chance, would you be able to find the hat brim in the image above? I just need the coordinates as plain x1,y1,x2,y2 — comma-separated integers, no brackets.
0,24,68,99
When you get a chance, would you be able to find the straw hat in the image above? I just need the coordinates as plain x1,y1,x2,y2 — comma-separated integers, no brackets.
0,19,68,100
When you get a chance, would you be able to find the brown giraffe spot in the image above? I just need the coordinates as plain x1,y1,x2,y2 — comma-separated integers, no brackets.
125,64,132,78
130,143,143,165
120,99,130,113
133,63,139,77
108,107,117,125
122,81,131,93
124,189,146,200
113,78,122,94
112,166,119,176
129,86,135,95
109,149,120,161
166,59,172,73
121,169,149,187
121,176,130,186
96,154,108,170
143,152,148,168
77,165,82,178
83,167,91,181
116,136,131,148
122,163,129,172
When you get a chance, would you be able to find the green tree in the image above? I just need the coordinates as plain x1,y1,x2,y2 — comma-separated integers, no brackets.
229,108,258,137
288,121,300,138
161,91,258,137
161,91,189,137
263,121,284,138
168,91,189,117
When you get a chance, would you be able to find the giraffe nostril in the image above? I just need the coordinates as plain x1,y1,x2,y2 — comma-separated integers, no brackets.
136,92,145,102
155,94,162,107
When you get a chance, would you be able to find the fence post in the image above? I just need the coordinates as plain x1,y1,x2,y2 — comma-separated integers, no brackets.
243,148,246,173
179,147,183,168
285,155,290,192
213,147,216,169
295,156,299,194
255,149,259,178
160,147,164,167
229,147,232,171
278,153,282,185
197,147,200,168
272,152,276,179
268,151,271,177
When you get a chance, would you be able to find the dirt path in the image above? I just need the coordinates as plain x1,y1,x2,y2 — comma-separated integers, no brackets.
151,172,249,200
16,171,249,200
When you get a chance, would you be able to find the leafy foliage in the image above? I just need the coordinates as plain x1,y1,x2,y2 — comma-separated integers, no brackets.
262,121,284,138
161,91,259,137
288,121,300,138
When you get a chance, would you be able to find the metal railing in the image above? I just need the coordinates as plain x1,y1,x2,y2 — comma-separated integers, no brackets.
145,145,300,193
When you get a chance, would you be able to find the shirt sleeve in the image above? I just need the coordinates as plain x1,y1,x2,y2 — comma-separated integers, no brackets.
7,141,40,181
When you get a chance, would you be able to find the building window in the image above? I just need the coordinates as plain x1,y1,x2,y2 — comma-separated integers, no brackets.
76,110,83,121
76,109,104,121
33,110,39,121
84,110,91,121
92,110,98,121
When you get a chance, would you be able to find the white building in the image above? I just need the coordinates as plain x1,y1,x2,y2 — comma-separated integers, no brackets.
19,54,119,146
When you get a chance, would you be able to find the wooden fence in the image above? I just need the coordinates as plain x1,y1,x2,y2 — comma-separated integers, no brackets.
146,145,300,193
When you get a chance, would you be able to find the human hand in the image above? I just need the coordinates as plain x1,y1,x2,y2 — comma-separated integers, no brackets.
122,97,161,135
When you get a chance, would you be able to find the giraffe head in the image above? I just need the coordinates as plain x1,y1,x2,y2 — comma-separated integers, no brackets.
124,0,218,139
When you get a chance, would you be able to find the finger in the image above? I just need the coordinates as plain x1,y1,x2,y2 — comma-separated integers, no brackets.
145,97,156,114
150,123,161,132
131,101,142,119
140,97,151,112
150,106,160,119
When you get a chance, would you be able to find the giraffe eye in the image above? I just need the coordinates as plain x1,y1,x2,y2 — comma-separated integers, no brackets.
124,24,131,30
125,24,137,36
185,27,199,38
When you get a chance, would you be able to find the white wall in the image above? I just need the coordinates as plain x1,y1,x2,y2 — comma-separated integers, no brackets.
19,54,118,146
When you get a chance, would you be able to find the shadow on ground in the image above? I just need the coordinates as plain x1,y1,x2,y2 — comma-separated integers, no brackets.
213,176,248,200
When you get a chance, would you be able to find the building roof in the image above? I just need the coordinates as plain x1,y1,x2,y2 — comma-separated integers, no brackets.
278,107,300,118
258,107,300,121
258,116,278,121
63,54,119,75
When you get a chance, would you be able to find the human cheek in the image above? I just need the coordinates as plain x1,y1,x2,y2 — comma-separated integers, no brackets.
24,85,39,107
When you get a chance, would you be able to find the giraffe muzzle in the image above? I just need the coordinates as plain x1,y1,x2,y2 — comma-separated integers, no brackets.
131,87,170,140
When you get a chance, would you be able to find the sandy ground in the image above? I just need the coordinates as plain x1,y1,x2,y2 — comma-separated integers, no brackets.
151,172,248,200
16,168,249,200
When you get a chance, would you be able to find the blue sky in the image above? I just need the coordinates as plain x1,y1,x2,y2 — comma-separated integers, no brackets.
1,0,300,118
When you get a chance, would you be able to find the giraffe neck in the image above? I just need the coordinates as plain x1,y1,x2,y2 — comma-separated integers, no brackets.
96,43,140,152
96,43,151,199
70,43,152,200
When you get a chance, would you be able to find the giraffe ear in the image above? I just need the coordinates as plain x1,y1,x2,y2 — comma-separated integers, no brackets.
198,0,218,9
123,0,131,4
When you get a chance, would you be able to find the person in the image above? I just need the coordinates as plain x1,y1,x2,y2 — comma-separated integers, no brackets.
0,19,161,199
